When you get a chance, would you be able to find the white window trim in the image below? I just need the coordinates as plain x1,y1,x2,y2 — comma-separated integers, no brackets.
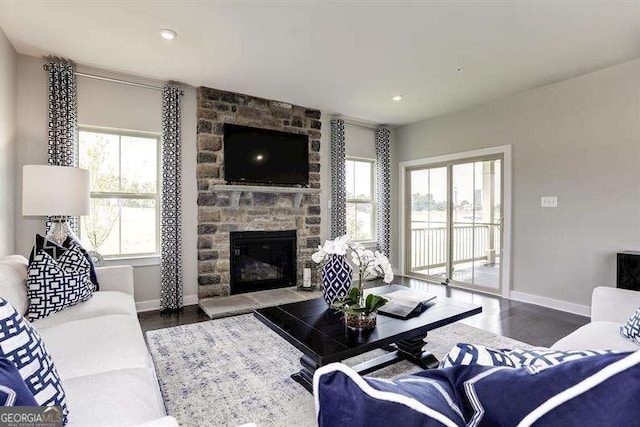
398,144,512,299
346,157,377,243
78,125,162,259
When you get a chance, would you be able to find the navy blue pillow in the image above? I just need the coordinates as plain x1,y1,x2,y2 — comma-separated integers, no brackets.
314,363,465,427
315,352,640,427
0,358,38,406
448,351,640,426
28,234,67,264
29,234,99,291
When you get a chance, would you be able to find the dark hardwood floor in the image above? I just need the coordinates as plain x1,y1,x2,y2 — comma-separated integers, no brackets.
138,275,589,348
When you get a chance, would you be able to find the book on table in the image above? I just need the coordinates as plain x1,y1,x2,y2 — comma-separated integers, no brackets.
378,289,437,319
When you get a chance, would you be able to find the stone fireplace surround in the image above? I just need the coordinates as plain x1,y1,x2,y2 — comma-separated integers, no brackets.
196,87,322,299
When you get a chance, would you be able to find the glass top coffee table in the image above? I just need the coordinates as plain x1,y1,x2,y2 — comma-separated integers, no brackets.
254,284,482,392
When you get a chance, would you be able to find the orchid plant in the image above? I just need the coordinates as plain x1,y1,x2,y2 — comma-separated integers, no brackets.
312,235,394,315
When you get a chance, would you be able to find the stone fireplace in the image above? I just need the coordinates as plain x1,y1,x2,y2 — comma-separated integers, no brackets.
196,87,322,299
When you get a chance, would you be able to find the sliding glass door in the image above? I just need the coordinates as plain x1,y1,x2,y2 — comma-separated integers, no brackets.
405,156,503,293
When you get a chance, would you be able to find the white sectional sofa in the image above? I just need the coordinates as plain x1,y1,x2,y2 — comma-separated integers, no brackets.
0,255,177,427
552,286,640,351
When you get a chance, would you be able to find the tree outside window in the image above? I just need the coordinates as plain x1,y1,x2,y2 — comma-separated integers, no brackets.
345,158,376,242
78,128,160,257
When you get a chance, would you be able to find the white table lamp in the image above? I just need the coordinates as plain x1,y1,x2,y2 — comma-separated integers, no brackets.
22,165,90,244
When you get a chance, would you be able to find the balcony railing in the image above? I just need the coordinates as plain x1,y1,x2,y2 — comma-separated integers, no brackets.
410,222,501,271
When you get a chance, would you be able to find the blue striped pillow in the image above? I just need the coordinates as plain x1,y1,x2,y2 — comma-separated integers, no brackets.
314,363,464,427
457,351,640,426
314,352,640,427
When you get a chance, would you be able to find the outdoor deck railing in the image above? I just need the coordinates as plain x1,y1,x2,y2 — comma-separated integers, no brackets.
410,222,501,271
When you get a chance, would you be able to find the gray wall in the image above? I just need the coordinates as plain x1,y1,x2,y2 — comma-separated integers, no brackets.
0,28,16,257
393,58,640,307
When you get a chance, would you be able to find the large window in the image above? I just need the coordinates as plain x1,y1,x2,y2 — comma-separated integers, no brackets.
78,127,160,257
345,158,375,242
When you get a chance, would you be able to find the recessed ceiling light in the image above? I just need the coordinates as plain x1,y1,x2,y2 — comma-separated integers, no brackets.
392,95,403,102
159,29,177,40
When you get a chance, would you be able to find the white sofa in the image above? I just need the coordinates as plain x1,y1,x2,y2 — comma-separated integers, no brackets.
552,286,640,351
0,255,177,427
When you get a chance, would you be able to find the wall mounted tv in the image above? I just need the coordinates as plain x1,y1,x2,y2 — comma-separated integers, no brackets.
223,124,309,186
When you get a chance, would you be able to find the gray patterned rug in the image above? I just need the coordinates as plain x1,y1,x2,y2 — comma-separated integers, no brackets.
146,314,529,427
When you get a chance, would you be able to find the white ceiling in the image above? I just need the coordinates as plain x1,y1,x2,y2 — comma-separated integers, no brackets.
1,1,639,125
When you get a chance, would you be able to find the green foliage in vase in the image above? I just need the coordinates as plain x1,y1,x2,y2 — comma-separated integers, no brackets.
333,287,389,316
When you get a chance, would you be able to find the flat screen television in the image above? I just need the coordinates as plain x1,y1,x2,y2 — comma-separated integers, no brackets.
223,124,309,186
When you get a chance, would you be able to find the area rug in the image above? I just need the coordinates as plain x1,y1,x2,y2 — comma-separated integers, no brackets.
146,314,529,427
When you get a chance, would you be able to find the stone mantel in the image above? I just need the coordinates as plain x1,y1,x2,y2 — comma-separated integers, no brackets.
209,185,320,208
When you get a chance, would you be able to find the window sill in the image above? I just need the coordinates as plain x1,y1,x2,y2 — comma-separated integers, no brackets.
103,255,161,268
353,241,378,249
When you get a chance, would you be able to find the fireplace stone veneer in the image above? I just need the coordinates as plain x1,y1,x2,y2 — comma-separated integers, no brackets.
196,87,322,298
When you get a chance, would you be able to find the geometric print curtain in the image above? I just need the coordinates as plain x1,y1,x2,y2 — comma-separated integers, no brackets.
330,117,347,239
159,84,184,311
375,127,391,257
46,57,79,233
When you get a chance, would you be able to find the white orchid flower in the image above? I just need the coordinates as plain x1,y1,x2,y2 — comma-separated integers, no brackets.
311,245,327,264
382,263,394,283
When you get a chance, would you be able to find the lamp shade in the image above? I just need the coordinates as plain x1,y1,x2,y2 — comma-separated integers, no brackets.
22,165,90,216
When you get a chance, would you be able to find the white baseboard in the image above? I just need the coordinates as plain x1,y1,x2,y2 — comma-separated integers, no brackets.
509,291,590,317
136,294,199,312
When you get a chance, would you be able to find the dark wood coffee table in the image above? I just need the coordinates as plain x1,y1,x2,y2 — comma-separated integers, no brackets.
254,284,482,392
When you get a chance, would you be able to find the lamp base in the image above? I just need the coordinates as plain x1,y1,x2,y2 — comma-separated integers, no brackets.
46,216,79,245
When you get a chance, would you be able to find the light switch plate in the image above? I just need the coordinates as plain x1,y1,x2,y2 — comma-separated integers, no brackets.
541,196,558,208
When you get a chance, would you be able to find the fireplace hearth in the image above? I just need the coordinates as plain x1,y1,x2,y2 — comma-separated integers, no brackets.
230,230,297,295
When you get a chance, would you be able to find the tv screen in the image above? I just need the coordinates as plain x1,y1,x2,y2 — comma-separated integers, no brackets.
223,124,309,186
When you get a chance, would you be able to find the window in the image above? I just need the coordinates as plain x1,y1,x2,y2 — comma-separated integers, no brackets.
78,127,160,258
345,158,375,242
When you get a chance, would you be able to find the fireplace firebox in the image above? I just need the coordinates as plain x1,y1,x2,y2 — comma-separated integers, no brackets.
230,230,297,295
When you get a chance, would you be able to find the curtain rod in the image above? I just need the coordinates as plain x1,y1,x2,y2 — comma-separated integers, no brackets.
336,115,386,130
42,64,166,92
345,121,379,131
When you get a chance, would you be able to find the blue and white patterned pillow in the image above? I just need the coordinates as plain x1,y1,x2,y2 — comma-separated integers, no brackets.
27,241,94,321
620,307,640,344
28,234,99,291
440,343,613,369
0,298,68,422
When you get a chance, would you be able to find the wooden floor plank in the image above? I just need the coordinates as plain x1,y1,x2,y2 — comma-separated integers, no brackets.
138,275,589,347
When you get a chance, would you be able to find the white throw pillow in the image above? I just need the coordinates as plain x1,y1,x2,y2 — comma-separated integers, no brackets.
0,255,29,315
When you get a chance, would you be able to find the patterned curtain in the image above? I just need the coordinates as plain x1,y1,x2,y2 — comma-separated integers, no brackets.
330,118,346,239
160,84,184,311
375,127,391,257
46,57,79,232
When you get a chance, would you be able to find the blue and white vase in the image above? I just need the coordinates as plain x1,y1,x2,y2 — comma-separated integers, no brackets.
321,254,353,305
